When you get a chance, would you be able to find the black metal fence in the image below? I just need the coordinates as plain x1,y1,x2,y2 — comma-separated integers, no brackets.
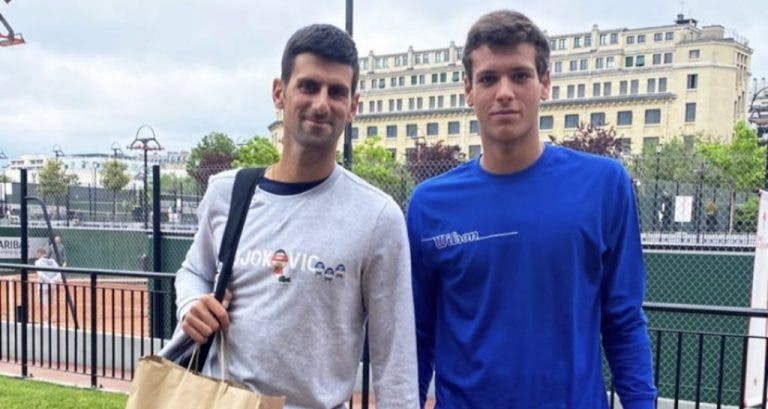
3,264,768,407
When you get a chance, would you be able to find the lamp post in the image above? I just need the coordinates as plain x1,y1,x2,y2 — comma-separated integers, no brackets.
749,78,768,189
652,143,662,231
128,125,163,229
0,149,6,219
51,145,66,221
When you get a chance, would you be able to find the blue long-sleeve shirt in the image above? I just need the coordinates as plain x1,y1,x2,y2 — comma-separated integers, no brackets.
407,145,657,409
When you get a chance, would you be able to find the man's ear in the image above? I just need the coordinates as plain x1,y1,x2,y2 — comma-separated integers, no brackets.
347,93,360,123
464,74,474,107
273,78,285,109
539,71,551,101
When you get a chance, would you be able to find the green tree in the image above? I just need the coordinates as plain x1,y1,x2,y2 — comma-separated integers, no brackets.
37,160,78,218
101,160,131,221
233,136,280,168
186,132,237,194
698,121,765,232
352,136,413,208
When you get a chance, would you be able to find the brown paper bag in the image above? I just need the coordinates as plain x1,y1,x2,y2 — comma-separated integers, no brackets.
126,335,285,409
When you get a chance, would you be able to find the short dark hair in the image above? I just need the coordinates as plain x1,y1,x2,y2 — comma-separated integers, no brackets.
281,24,360,93
462,10,550,83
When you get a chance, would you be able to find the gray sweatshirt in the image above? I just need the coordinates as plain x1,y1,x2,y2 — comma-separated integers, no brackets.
171,165,419,409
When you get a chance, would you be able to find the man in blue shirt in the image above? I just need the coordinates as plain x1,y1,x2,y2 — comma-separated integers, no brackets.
407,10,657,409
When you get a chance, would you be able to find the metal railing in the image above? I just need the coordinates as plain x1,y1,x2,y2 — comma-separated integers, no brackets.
2,262,768,408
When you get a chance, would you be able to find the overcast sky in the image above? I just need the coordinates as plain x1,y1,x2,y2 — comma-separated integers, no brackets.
0,0,765,160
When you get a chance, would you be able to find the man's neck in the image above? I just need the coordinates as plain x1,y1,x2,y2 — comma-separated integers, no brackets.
479,135,544,175
270,148,336,183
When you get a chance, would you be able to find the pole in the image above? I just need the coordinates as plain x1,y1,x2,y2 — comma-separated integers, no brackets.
652,149,661,231
151,165,164,338
342,0,354,171
19,169,28,377
143,149,149,229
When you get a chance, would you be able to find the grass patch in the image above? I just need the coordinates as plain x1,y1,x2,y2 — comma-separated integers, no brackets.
0,375,127,408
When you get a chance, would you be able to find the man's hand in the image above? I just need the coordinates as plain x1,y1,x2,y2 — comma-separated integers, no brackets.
181,290,233,343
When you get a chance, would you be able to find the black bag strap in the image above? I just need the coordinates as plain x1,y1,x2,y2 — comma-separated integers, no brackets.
195,167,265,371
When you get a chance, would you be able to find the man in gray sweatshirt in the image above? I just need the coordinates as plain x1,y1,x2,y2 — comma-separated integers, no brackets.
172,24,418,409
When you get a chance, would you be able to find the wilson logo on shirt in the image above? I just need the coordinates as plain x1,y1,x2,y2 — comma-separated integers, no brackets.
422,230,519,249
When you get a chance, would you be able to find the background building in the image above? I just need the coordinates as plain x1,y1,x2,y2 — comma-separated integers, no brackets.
268,14,753,159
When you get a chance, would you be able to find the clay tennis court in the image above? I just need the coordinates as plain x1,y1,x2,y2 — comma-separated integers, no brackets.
0,273,162,337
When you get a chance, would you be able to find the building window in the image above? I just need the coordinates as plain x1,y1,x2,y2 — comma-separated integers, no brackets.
422,53,430,64
558,38,566,49
351,127,359,139
630,80,639,95
647,78,656,93
390,77,397,87
689,49,700,59
584,35,592,47
573,36,581,48
406,124,418,138
388,99,394,111
643,137,659,151
470,120,479,134
599,34,607,45
654,32,663,41
408,98,414,110
378,78,385,89
659,77,667,92
610,33,618,44
595,57,604,69
554,61,563,73
469,145,482,159
565,114,580,128
664,52,673,64
369,101,375,112
603,82,612,96
687,73,698,89
590,112,606,126
625,56,633,68
453,71,460,82
411,75,418,85
627,35,635,44
606,56,615,68
358,103,363,114
417,97,423,109
429,96,436,109
593,83,601,97
398,76,405,86
367,126,378,137
617,110,633,126
450,94,457,107
637,34,646,43
448,121,460,135
397,99,402,111
427,122,439,136
360,58,368,70
419,75,425,84
437,95,444,108
552,86,560,100
459,95,465,106
371,79,377,89
652,53,661,65
569,60,578,71
377,100,382,112
577,84,585,98
644,109,661,125
439,72,447,83
580,59,588,70
386,125,397,138
619,80,628,95
540,115,554,130
619,138,632,153
359,80,365,90
635,55,645,67
567,85,575,99
685,103,696,122
665,31,674,40
431,73,438,84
